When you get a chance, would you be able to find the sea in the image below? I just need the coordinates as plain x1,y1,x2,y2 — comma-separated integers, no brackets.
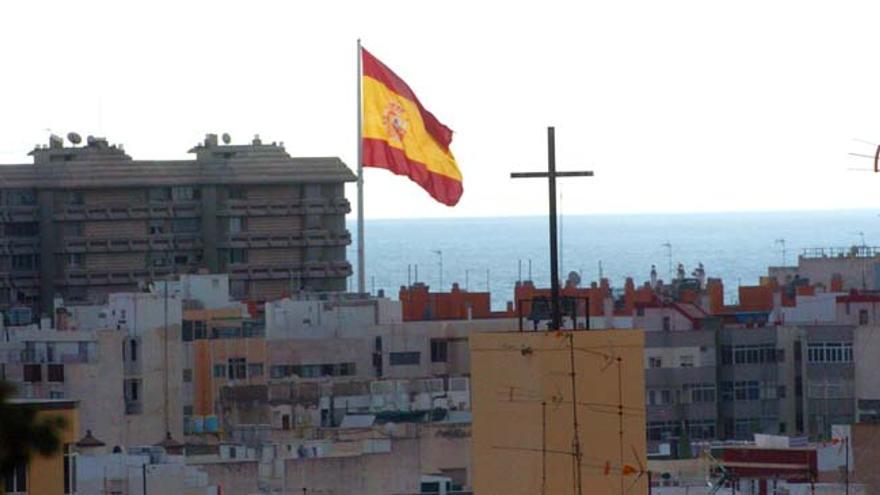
346,210,880,310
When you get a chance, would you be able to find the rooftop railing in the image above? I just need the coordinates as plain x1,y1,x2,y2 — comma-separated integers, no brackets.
801,246,880,259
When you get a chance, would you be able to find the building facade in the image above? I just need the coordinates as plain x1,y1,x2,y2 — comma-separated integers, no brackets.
0,133,354,319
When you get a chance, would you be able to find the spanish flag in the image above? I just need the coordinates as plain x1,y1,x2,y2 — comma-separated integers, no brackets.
361,47,463,206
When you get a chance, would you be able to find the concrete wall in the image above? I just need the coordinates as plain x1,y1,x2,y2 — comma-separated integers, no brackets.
471,330,647,495
854,325,880,421
283,441,421,494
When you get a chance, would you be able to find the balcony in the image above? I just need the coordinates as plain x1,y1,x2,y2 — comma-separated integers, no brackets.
54,202,201,221
220,231,351,249
125,401,143,415
20,350,46,363
0,238,40,255
60,233,202,254
0,205,39,222
218,198,351,217
228,261,351,281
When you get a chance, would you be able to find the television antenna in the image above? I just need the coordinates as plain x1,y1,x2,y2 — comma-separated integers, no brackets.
774,238,786,266
661,242,673,279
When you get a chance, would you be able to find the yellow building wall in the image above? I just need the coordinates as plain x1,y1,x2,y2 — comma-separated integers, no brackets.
471,330,647,495
188,308,268,417
27,402,79,495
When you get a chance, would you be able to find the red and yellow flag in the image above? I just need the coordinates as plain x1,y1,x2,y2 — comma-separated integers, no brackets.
361,47,463,206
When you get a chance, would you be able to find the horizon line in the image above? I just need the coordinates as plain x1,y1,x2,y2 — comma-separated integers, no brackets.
347,206,880,222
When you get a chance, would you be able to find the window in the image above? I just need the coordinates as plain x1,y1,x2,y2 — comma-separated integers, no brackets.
734,418,761,439
182,369,193,383
4,189,36,206
760,381,777,399
48,364,64,383
124,379,142,414
174,254,190,266
728,381,760,401
171,218,200,233
228,248,248,264
4,463,27,493
193,320,207,340
148,187,172,201
430,339,448,363
172,186,200,201
662,316,671,331
859,309,869,325
62,222,84,238
648,357,662,369
660,389,672,405
213,364,227,378
23,364,41,382
242,321,265,338
248,363,264,377
688,419,716,440
721,346,733,365
213,326,242,339
807,342,853,363
125,379,140,401
4,222,38,237
390,351,421,366
230,280,249,298
67,253,84,269
182,321,193,342
647,421,681,441
228,217,244,234
149,219,165,235
228,187,247,200
687,383,716,403
68,191,84,205
228,358,247,380
679,355,694,367
129,339,138,362
11,255,37,270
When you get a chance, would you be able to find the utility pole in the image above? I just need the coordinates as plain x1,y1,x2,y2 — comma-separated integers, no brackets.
845,435,850,495
433,250,443,290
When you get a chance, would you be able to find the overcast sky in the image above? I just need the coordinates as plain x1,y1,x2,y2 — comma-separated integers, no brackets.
2,1,880,219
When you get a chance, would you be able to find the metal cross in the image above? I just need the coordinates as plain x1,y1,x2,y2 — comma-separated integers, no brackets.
511,127,594,330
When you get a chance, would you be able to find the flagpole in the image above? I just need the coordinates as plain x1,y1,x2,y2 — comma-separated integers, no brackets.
356,39,366,294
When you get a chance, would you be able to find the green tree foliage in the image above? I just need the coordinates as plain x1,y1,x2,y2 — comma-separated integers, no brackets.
0,380,65,476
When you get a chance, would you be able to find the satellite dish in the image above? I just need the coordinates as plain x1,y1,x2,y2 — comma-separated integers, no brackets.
67,132,82,145
221,133,231,144
567,271,582,287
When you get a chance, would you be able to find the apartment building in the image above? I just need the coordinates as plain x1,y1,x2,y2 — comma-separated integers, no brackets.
0,292,185,451
0,133,354,319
